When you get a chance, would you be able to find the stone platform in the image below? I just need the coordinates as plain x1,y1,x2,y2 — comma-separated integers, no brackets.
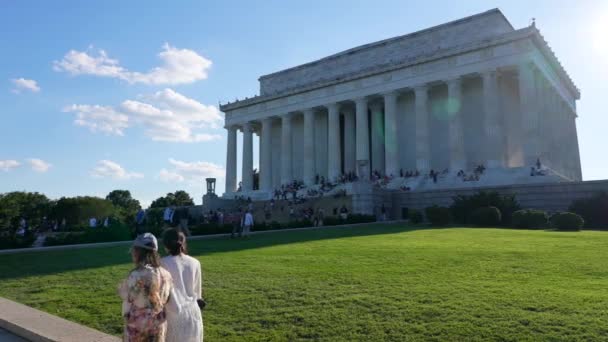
0,297,119,342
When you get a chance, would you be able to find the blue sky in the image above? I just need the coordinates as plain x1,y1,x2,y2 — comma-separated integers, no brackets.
1,0,607,207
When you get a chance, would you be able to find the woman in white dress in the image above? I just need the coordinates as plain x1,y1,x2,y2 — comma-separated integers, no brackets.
161,228,204,342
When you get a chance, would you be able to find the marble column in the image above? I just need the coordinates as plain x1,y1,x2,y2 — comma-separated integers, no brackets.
225,125,237,193
561,104,574,179
260,118,273,191
343,108,356,174
549,90,561,172
327,103,341,181
482,69,502,168
518,61,540,167
383,91,399,177
303,109,316,185
446,77,466,171
571,110,582,181
355,97,370,179
414,85,430,171
539,78,551,165
280,114,293,185
370,101,385,175
241,122,254,192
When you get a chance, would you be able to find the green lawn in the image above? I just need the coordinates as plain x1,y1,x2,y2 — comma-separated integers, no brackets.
0,225,607,341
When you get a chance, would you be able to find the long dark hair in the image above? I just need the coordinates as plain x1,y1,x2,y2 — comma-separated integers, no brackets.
163,228,188,256
132,246,161,268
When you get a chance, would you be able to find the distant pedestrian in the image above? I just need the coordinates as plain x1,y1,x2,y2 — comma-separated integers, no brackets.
242,210,254,237
380,204,387,221
135,209,146,235
340,205,349,220
217,209,224,226
231,211,243,238
316,208,324,227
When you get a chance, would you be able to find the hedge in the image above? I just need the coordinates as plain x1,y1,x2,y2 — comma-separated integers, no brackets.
0,233,35,250
568,192,608,229
44,222,132,246
550,212,584,231
409,209,423,224
425,206,451,226
511,209,548,229
470,206,502,226
451,191,520,225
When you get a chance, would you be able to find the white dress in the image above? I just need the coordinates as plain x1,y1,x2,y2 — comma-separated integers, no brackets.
161,254,204,342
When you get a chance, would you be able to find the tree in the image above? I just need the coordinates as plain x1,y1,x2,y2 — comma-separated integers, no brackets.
0,192,52,233
50,196,117,228
106,190,141,224
150,190,195,208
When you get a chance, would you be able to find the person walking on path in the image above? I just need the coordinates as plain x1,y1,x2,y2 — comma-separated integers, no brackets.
231,210,243,238
161,229,204,342
242,210,254,237
118,233,173,342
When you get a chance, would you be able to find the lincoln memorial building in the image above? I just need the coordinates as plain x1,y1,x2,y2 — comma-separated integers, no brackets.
219,9,582,200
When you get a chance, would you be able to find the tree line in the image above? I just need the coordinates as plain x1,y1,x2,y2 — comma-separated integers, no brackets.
0,190,195,234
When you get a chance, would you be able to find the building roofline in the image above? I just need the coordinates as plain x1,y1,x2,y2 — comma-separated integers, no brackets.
258,8,512,81
221,26,528,111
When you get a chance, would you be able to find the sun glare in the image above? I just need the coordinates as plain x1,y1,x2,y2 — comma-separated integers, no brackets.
592,15,608,56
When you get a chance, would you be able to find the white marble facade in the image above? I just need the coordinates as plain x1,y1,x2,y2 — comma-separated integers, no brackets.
221,9,582,197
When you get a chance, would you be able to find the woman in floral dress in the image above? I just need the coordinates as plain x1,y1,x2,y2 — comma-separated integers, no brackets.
119,233,173,342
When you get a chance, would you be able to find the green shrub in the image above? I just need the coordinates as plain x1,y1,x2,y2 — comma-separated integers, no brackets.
409,209,423,224
323,217,341,226
470,206,502,226
44,222,132,246
568,192,608,229
189,223,233,236
346,214,376,224
512,209,548,229
425,206,451,226
0,233,36,250
550,212,584,231
450,191,520,225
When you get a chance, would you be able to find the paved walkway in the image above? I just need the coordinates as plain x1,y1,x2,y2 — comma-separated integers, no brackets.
0,328,27,342
0,298,119,342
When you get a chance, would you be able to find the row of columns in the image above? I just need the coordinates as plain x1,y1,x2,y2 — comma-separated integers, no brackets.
225,62,580,193
531,64,580,180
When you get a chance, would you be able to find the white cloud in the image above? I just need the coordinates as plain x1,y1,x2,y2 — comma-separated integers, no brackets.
63,104,129,136
64,88,222,143
11,78,40,93
159,169,185,182
53,43,212,85
91,160,144,180
159,158,224,183
27,158,52,173
0,160,20,172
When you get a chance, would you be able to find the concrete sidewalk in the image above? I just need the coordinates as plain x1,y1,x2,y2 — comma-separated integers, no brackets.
0,298,119,342
0,220,404,255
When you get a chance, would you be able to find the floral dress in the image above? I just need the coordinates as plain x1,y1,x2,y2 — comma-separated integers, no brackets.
118,265,173,342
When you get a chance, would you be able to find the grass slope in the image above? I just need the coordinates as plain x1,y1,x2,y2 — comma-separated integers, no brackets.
0,225,607,341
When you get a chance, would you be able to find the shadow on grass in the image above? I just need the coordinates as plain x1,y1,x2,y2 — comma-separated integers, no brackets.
0,223,442,281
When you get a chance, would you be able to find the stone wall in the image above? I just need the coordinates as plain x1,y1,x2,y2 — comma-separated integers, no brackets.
388,180,608,218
